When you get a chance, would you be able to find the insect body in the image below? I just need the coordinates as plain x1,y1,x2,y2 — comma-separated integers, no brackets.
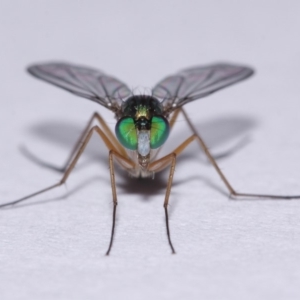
2,62,300,255
115,95,169,177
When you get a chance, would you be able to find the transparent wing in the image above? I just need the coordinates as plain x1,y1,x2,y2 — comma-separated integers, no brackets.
27,62,131,111
152,63,254,112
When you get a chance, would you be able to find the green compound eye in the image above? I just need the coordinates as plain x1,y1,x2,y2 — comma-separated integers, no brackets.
115,117,137,150
150,116,170,149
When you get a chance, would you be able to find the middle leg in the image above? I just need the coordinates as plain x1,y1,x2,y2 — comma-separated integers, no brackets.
180,108,300,199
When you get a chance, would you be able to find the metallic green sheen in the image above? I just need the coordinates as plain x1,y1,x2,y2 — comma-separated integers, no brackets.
122,95,163,118
150,116,169,149
115,117,137,150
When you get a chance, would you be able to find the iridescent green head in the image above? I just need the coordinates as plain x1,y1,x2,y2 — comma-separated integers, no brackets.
115,95,170,156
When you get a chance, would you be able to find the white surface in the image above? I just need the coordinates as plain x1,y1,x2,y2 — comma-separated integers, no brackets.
1,1,300,299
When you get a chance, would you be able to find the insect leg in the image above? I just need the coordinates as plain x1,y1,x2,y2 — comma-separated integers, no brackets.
105,150,135,255
1,125,133,208
180,108,300,199
169,108,181,130
2,126,135,254
149,135,198,253
55,112,127,172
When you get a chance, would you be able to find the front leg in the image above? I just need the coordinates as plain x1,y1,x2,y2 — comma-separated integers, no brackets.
149,135,198,253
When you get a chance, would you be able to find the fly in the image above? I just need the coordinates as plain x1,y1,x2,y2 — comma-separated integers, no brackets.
2,62,300,255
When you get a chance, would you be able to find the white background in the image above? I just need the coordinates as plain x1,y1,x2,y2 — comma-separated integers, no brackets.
1,1,300,299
